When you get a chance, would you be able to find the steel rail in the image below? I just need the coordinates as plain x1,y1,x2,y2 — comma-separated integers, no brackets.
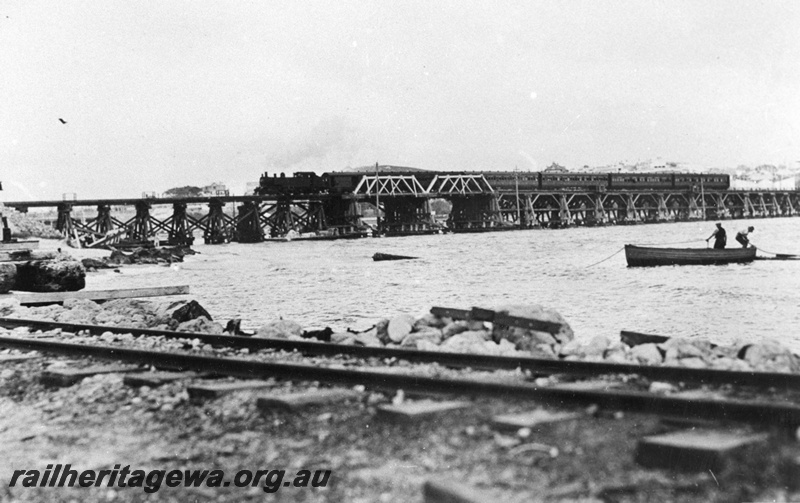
1,317,799,389
1,335,799,427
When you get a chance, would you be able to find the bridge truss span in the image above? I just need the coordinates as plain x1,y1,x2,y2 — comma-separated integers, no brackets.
5,175,799,245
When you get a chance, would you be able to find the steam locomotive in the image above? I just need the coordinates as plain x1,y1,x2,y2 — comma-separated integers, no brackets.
256,170,730,195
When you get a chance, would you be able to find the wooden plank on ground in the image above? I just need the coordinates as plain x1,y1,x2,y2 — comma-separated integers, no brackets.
256,388,362,412
124,371,205,387
635,430,769,472
0,354,39,364
7,285,190,305
0,240,40,252
41,364,142,387
492,409,581,431
423,480,497,503
188,380,276,400
376,400,471,423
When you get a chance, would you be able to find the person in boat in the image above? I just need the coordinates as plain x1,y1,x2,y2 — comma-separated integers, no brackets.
735,226,754,248
706,222,727,249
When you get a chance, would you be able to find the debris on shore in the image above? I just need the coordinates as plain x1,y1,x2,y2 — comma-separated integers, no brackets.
81,246,197,270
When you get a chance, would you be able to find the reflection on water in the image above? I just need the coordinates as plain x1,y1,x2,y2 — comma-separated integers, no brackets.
88,218,800,350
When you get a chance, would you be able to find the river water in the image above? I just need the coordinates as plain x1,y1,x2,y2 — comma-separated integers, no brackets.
86,218,800,351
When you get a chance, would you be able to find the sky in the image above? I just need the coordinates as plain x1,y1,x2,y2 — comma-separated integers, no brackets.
1,0,799,200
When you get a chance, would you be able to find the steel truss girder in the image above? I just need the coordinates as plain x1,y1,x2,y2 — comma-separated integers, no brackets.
427,174,494,195
353,175,428,196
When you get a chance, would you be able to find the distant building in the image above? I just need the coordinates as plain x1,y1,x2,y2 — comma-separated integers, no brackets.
544,162,568,173
202,182,229,197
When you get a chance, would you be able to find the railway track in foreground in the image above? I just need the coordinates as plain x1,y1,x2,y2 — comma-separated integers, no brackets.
2,316,799,390
1,334,800,428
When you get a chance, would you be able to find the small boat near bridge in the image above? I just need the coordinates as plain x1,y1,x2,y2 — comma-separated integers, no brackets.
625,244,757,267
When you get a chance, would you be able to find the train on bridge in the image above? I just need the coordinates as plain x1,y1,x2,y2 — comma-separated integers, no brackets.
257,170,730,195
8,168,795,247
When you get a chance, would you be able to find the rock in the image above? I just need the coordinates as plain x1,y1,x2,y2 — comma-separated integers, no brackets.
255,320,303,339
441,320,471,339
0,263,16,293
709,357,752,371
413,313,448,330
0,298,21,316
678,357,707,369
387,315,415,343
660,338,710,364
374,319,390,344
648,382,677,394
440,330,491,353
107,249,133,265
558,339,582,357
331,332,356,344
630,343,663,365
741,341,800,373
224,319,245,336
400,327,443,347
416,339,440,351
583,336,610,357
14,258,86,292
491,304,574,352
176,317,225,335
603,342,629,362
352,329,382,347
534,342,561,358
167,300,213,323
302,327,333,342
62,298,102,312
80,258,112,270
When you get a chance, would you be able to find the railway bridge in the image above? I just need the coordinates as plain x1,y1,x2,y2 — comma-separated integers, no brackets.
4,171,799,247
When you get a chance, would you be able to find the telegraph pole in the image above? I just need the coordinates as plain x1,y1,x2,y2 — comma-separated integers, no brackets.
375,162,380,234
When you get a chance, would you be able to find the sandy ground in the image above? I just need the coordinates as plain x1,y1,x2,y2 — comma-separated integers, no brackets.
0,331,797,503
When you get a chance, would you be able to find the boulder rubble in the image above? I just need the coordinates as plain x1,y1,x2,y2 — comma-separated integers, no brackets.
14,256,85,292
81,246,197,271
2,297,798,374
0,297,224,334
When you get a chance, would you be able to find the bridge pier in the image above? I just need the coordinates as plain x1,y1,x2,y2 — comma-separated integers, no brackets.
264,199,296,238
93,205,114,235
166,203,195,246
381,197,437,236
591,195,607,225
128,201,153,242
296,200,326,233
235,201,264,243
495,193,536,228
446,195,502,231
56,203,74,238
784,194,796,216
624,195,639,223
204,200,232,244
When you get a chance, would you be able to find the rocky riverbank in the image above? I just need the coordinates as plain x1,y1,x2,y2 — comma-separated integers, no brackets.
1,297,798,502
4,297,799,375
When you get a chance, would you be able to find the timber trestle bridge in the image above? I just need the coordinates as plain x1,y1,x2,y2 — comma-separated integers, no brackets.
5,169,800,246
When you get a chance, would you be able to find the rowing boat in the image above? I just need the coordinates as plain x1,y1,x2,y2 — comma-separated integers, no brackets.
625,244,757,267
